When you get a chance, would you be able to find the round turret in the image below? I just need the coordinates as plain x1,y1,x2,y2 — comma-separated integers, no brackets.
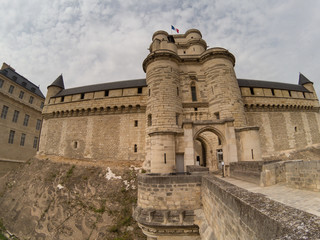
45,74,64,105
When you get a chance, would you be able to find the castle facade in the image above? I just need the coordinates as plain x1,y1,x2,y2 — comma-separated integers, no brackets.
39,29,320,173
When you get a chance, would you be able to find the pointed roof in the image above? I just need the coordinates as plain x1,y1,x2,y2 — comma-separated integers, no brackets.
299,73,313,85
49,74,65,89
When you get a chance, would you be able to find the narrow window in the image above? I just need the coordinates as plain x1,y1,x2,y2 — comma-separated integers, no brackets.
19,91,24,99
8,130,15,144
8,85,14,94
194,107,198,111
20,133,26,146
271,89,275,96
303,92,306,98
61,96,64,102
29,96,34,104
251,149,254,160
191,86,197,101
74,141,78,149
164,153,166,164
294,126,297,132
40,102,44,109
36,119,41,130
137,87,143,94
250,87,254,95
104,90,109,97
1,105,9,119
23,114,30,126
214,112,220,120
33,137,38,149
183,50,186,54
0,79,3,88
134,120,138,127
80,93,85,99
134,144,138,152
288,91,292,97
176,113,179,125
148,114,152,126
177,87,179,96
12,110,19,123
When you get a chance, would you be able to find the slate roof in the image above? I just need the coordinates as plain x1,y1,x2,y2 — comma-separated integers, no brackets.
237,79,310,92
49,74,65,89
298,73,313,85
53,77,310,97
0,67,45,98
54,79,147,97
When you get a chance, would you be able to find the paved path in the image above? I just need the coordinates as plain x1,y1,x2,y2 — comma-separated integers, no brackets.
218,176,320,217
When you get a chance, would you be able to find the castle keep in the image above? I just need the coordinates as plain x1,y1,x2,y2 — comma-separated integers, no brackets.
40,29,320,173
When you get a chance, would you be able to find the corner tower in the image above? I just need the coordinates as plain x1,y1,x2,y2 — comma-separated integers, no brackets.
45,74,65,105
143,31,183,173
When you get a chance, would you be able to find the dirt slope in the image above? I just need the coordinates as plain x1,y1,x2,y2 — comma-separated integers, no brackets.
0,156,146,240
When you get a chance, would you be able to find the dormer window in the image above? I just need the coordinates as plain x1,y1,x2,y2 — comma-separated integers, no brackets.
21,82,27,87
31,87,36,93
12,76,17,81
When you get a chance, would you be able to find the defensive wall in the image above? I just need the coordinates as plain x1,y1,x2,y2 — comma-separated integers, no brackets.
230,160,320,191
134,171,320,239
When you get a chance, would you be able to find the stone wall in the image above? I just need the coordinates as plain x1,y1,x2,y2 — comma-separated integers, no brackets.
201,175,320,240
261,160,320,191
229,161,264,184
137,173,202,210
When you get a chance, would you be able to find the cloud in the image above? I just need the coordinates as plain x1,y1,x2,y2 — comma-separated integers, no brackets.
0,0,319,97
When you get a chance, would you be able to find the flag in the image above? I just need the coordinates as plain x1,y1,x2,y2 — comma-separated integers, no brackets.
171,25,179,33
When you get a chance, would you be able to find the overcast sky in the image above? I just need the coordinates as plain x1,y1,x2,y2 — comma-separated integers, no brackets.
1,0,319,97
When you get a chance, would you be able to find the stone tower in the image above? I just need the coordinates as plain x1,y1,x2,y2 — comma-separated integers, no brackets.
44,74,65,105
143,30,183,173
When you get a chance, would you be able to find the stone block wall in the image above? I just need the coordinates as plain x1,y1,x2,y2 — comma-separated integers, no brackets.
201,175,320,240
229,161,264,184
137,174,202,210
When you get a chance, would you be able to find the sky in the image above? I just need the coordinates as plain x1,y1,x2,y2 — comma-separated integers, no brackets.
1,0,319,97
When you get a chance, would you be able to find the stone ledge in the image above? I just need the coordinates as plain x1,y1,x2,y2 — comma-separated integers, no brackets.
138,173,202,184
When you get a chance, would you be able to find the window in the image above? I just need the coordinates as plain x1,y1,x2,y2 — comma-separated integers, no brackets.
134,144,137,152
137,87,142,94
194,107,198,111
19,91,24,99
61,96,64,102
177,87,179,96
33,137,38,149
20,133,26,146
271,89,275,96
12,110,19,123
74,141,78,149
40,102,44,109
164,153,167,164
134,120,138,127
303,92,306,98
0,79,3,88
80,93,85,99
214,112,220,120
250,87,254,95
8,85,14,94
12,76,17,81
21,82,27,87
23,114,30,126
289,91,292,97
176,113,179,125
105,90,109,97
1,105,9,119
191,86,197,101
29,96,34,104
8,130,15,144
148,114,152,126
36,119,41,130
31,87,36,93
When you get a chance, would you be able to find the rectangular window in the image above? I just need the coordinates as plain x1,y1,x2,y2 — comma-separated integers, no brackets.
61,96,64,102
289,91,292,97
40,102,44,109
148,114,152,126
19,91,24,99
33,137,38,149
29,96,34,104
214,112,220,120
80,93,85,99
271,89,275,96
8,85,14,94
12,110,19,123
105,90,109,97
1,105,9,119
134,120,138,127
20,133,26,146
0,79,4,88
137,87,142,94
36,119,41,130
176,113,179,125
191,86,197,101
23,114,30,126
8,130,15,144
250,87,254,95
134,144,138,152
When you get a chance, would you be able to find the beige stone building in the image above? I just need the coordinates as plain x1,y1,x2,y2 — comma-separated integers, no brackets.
0,63,45,162
39,29,320,173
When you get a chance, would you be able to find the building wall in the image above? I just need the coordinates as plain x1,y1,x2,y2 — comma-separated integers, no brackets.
0,69,44,161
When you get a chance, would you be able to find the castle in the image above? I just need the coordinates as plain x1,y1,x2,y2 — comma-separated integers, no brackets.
40,29,320,174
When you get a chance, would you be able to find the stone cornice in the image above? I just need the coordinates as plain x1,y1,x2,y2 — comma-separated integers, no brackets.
244,104,319,112
199,48,236,66
143,50,181,72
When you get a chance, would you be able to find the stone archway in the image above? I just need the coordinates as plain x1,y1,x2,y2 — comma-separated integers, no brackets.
193,126,226,171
